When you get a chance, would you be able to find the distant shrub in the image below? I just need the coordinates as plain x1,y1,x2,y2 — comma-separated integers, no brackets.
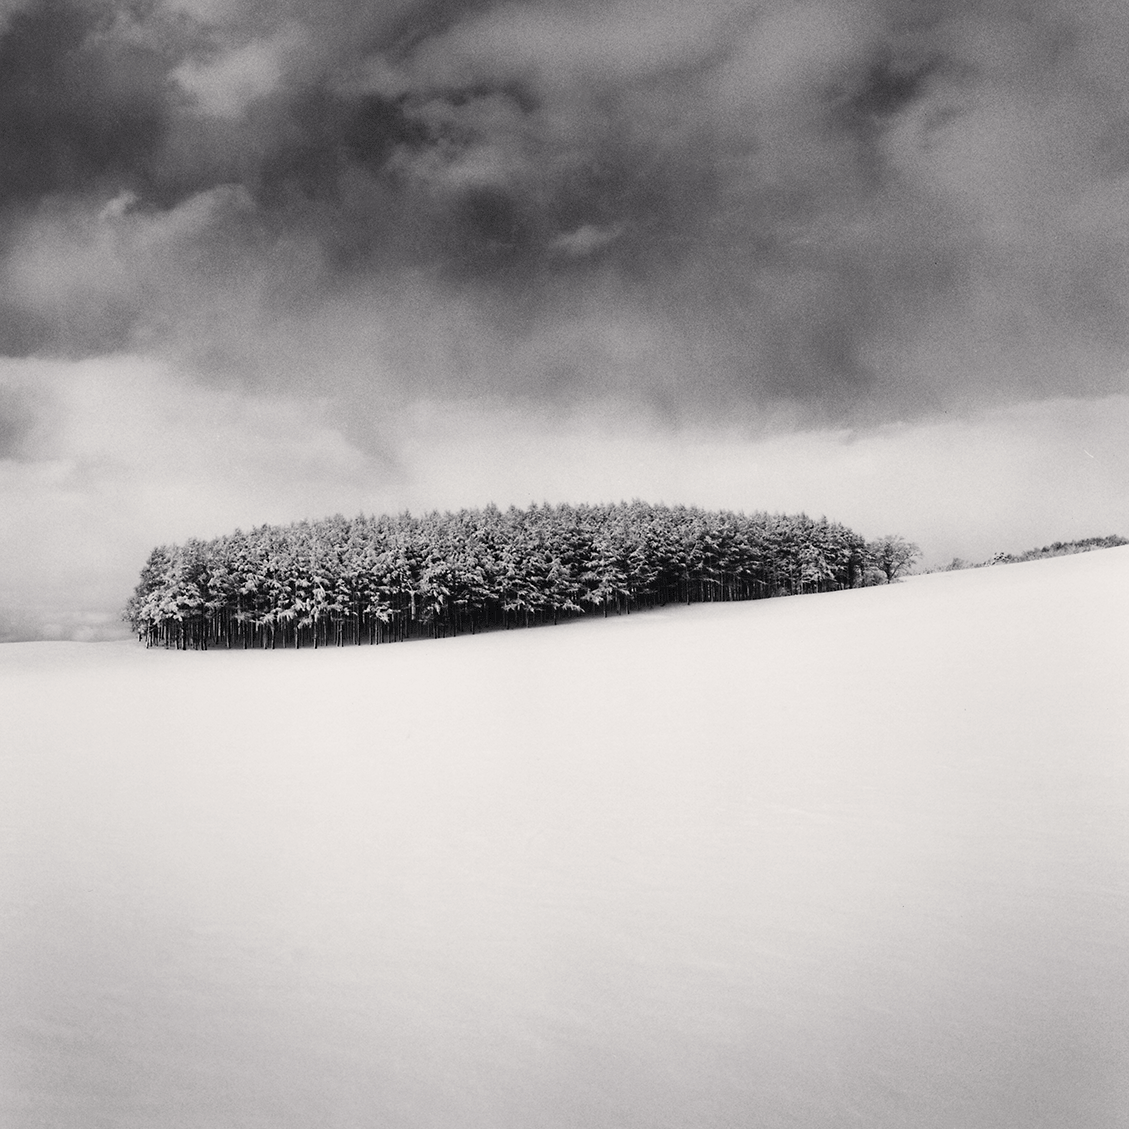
1011,535,1127,563
926,536,1126,575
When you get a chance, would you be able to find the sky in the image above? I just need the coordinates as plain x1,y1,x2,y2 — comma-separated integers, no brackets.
1,0,1128,640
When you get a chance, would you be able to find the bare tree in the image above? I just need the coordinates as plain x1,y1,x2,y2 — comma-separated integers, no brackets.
867,535,921,583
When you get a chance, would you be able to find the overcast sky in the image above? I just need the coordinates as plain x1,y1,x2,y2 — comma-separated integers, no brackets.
1,0,1128,640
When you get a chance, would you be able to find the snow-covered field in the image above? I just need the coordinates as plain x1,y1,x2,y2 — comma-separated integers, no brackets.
2,548,1128,1129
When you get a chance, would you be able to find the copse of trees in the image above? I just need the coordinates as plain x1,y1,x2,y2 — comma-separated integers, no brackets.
124,502,911,651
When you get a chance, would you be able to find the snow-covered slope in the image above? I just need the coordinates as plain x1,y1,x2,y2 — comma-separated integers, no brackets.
2,547,1128,1129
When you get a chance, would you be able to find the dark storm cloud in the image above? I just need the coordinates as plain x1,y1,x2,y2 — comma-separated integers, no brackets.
3,0,1129,419
0,0,172,205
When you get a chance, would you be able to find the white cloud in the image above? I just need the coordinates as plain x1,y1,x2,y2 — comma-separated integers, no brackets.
173,25,301,118
549,224,623,257
387,394,1129,567
405,0,734,93
0,355,393,639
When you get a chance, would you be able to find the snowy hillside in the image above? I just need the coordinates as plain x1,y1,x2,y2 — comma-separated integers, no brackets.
2,547,1128,1129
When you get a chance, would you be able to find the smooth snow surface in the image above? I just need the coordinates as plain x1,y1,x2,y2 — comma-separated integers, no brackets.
2,548,1128,1128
